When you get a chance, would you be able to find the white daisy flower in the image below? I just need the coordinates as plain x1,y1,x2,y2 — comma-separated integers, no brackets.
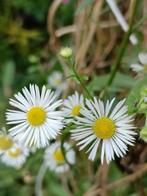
63,92,84,123
0,133,13,155
1,143,29,168
131,52,147,73
71,98,136,164
44,141,75,173
6,84,64,148
48,71,67,97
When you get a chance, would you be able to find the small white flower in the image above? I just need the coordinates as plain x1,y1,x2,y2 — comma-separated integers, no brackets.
63,92,84,123
6,84,64,148
1,143,29,168
71,98,136,164
48,71,63,89
44,141,75,173
131,52,147,73
48,71,67,96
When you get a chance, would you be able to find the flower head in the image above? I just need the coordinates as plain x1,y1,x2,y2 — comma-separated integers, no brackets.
6,84,64,148
0,134,13,154
71,98,136,164
48,71,67,97
131,52,147,74
59,47,72,59
44,141,75,173
63,92,84,123
1,142,29,168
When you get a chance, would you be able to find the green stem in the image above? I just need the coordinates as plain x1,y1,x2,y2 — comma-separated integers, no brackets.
72,66,93,100
99,0,138,99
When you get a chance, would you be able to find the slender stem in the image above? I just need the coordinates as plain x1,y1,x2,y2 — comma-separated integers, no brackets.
35,162,48,196
99,0,138,99
72,66,93,99
106,0,137,45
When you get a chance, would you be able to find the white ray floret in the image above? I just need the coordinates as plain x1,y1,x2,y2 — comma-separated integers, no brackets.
44,141,75,173
131,52,147,73
1,142,29,168
6,84,64,148
63,92,84,123
71,98,136,164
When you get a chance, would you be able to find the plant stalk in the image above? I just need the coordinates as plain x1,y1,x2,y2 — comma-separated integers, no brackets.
99,0,138,99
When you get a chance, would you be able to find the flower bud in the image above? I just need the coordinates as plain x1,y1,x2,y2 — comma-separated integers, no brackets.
59,47,72,58
140,86,147,100
140,126,147,142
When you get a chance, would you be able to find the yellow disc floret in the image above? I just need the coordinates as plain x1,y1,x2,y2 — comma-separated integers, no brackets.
144,64,147,71
27,107,46,126
8,148,21,157
53,149,64,163
92,117,116,139
71,105,81,116
0,135,13,150
54,79,62,85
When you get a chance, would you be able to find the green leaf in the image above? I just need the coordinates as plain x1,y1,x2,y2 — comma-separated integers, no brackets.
88,72,135,93
126,75,147,112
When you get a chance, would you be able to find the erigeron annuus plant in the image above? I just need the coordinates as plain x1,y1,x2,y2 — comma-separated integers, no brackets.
2,44,147,195
1,1,147,195
4,44,147,195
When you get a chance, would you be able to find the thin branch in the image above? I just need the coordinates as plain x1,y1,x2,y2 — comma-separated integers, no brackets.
89,163,147,195
106,0,138,45
99,0,138,99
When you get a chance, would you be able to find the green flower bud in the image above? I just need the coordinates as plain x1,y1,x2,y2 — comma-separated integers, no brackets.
139,102,147,111
59,47,72,58
140,126,147,142
140,86,147,99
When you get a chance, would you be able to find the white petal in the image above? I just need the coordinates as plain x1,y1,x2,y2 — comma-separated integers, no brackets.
139,52,147,65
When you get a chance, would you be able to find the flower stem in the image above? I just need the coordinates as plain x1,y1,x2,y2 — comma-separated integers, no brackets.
72,66,93,99
99,0,138,99
35,162,47,196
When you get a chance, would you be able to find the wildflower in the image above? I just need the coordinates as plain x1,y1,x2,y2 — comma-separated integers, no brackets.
59,47,72,59
71,98,136,164
63,92,84,123
44,141,75,173
48,71,67,96
6,84,64,148
131,52,147,73
1,143,29,168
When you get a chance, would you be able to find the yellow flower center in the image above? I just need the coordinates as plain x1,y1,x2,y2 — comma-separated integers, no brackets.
0,136,13,150
8,148,21,158
54,79,62,85
92,117,116,139
53,149,64,163
144,64,147,71
71,105,81,116
27,107,46,126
